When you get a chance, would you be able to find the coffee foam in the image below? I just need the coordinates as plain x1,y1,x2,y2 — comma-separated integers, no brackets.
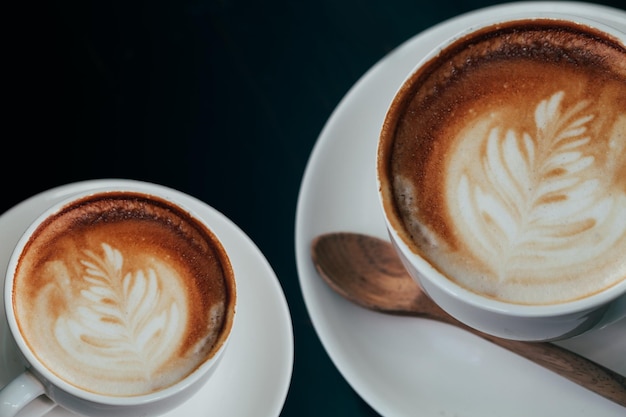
382,20,626,305
12,192,235,396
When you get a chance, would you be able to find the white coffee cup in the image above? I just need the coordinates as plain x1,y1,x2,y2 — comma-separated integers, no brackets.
377,12,626,341
0,181,237,416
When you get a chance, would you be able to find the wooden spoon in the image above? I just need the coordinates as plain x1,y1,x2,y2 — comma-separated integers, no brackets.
310,231,626,407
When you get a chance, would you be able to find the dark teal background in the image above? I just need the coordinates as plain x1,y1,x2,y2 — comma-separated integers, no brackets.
3,1,625,415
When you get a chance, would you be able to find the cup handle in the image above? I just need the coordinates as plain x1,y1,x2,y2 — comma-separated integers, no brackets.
0,370,54,417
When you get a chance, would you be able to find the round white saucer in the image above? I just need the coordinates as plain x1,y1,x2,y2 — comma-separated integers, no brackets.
0,179,293,417
295,2,626,416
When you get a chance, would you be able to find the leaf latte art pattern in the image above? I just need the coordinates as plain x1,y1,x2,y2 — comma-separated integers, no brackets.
53,243,187,382
447,91,626,294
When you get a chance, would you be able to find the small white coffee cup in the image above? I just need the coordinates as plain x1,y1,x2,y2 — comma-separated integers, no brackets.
377,12,626,341
0,181,237,416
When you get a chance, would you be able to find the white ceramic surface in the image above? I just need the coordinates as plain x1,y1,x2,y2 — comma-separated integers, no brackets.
295,2,626,416
1,179,293,417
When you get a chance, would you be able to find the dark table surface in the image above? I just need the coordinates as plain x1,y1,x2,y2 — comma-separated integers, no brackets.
4,1,625,416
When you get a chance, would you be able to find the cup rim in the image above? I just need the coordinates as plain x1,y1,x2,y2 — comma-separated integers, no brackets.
377,13,626,318
437,10,626,54
389,11,626,100
3,182,237,406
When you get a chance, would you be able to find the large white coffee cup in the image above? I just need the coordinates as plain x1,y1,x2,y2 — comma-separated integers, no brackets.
377,12,626,341
0,181,237,416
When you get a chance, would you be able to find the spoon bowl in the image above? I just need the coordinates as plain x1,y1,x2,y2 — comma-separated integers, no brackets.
311,232,626,407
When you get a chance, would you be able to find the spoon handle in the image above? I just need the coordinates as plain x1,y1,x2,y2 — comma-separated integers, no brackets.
473,330,626,407
311,232,626,407
416,308,626,406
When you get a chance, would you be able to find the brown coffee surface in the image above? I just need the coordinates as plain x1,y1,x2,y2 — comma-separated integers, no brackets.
13,191,235,396
380,20,626,305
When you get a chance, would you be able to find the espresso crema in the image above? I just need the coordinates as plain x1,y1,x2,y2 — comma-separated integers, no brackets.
12,192,236,396
379,20,626,305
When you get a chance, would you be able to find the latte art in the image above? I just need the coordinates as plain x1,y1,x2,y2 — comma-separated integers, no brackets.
13,192,235,396
445,91,626,303
51,243,189,384
381,19,626,305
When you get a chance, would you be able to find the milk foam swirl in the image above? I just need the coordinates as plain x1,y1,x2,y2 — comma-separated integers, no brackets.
51,243,186,382
445,91,626,302
24,241,209,396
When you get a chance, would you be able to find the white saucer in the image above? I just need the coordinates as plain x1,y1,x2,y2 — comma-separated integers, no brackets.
0,179,293,417
295,2,626,416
